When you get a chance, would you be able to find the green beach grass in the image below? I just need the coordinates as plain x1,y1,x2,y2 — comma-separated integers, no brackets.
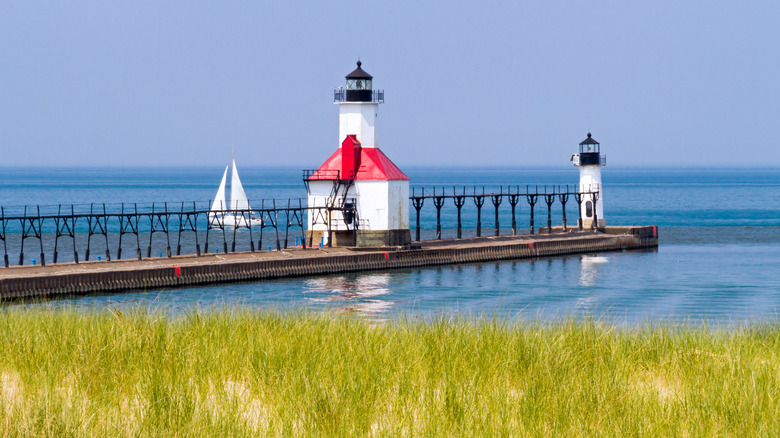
0,307,778,436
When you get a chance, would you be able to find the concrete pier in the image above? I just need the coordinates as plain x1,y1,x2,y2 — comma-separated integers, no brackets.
0,226,657,300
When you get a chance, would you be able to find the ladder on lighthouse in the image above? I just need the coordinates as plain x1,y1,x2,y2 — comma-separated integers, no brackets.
302,169,360,246
328,175,352,208
328,172,357,228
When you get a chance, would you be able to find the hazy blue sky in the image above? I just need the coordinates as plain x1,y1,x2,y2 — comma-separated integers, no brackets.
1,1,778,168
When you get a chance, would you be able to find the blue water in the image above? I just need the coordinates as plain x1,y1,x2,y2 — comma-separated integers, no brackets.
2,166,780,325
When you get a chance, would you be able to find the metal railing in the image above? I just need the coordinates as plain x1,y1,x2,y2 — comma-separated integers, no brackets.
0,200,316,267
302,169,340,181
1,183,601,267
409,185,600,241
333,89,384,103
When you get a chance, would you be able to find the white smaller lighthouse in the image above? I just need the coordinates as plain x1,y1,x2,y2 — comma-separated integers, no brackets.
570,132,606,229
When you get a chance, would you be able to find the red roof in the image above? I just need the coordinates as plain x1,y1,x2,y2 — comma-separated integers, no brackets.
310,147,409,181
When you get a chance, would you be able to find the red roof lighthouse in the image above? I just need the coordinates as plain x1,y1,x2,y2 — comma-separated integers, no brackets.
305,61,411,247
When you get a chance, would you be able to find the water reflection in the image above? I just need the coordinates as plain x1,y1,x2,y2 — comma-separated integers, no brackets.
304,273,393,318
579,255,609,287
13,244,780,327
574,255,609,312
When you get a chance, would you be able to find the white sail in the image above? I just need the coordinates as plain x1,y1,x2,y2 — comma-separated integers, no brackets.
210,165,228,213
230,158,250,211
209,156,262,229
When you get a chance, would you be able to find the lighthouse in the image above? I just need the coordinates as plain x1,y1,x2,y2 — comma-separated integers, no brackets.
570,132,606,229
305,61,411,247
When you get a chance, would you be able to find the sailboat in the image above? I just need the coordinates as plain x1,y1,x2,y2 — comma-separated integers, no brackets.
209,158,262,228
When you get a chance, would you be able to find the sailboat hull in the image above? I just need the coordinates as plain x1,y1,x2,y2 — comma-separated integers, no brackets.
209,214,263,228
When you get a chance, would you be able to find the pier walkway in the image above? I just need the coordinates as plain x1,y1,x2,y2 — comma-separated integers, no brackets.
0,226,657,300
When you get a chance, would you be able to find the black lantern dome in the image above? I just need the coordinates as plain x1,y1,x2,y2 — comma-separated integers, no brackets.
578,133,603,166
345,60,373,102
334,61,385,103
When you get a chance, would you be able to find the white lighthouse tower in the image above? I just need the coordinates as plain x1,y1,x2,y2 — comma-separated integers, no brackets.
305,61,411,247
570,132,606,229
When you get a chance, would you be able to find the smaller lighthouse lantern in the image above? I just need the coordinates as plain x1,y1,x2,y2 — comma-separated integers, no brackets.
571,132,606,229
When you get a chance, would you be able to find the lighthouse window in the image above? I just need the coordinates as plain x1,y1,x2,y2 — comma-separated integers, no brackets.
346,79,372,90
585,201,593,218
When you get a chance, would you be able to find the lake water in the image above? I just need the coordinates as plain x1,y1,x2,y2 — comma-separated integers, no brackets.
2,166,779,325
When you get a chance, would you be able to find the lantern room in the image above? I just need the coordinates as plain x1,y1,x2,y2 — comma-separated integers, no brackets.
345,61,373,102
578,132,602,166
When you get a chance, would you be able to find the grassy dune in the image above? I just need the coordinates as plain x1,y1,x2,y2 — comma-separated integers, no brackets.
0,307,778,436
